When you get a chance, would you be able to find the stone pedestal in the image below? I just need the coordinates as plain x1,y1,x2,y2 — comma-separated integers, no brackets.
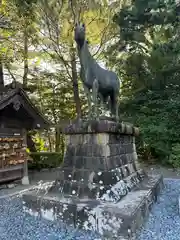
22,119,163,239
55,119,143,200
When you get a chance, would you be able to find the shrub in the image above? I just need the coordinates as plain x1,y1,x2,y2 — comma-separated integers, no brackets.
28,152,63,170
168,144,180,168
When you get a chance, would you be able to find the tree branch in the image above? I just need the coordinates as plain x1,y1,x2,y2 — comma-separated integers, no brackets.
5,63,17,82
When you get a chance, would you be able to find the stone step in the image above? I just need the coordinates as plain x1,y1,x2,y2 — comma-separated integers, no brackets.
22,174,163,239
47,168,144,199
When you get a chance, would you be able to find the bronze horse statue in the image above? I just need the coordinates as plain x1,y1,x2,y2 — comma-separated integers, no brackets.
74,23,120,120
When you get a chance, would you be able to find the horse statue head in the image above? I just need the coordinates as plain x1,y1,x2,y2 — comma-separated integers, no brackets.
74,23,86,48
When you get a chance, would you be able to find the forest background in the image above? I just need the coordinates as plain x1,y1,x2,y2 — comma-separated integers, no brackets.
1,0,180,168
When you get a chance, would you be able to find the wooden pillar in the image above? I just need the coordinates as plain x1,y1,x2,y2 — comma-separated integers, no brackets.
21,128,29,185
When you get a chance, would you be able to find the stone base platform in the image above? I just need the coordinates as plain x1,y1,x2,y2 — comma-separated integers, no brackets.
22,174,163,240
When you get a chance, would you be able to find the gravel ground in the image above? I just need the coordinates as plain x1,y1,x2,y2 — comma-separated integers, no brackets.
0,196,100,240
137,178,180,240
0,185,37,198
143,164,180,179
1,178,180,240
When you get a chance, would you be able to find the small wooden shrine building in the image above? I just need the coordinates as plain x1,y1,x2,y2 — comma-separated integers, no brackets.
0,85,49,184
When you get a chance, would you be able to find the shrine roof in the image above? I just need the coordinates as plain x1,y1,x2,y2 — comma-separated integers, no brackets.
0,87,50,129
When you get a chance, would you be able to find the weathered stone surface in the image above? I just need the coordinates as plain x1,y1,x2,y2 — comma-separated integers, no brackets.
58,120,144,201
22,119,163,239
64,119,139,136
22,174,163,240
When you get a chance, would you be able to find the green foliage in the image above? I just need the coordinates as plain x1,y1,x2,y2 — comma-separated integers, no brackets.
28,71,77,124
28,152,63,170
169,144,180,168
111,0,180,166
6,0,180,168
14,0,38,17
0,0,120,152
32,133,47,152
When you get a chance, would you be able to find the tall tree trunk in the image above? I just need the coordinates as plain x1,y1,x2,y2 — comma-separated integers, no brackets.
47,131,53,152
0,0,4,88
55,127,61,152
0,58,4,88
71,49,81,118
60,133,65,156
23,26,28,89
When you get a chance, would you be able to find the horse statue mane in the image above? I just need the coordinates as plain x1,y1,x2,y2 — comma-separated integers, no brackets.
74,22,120,121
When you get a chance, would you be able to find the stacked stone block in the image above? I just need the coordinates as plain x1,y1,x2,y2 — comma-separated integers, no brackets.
50,120,144,201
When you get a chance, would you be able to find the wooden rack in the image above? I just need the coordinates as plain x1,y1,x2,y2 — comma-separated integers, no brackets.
0,129,26,183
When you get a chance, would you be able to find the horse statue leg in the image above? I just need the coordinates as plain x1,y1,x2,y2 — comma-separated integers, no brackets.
110,92,119,121
92,79,99,119
115,97,119,121
98,93,105,115
99,93,110,116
